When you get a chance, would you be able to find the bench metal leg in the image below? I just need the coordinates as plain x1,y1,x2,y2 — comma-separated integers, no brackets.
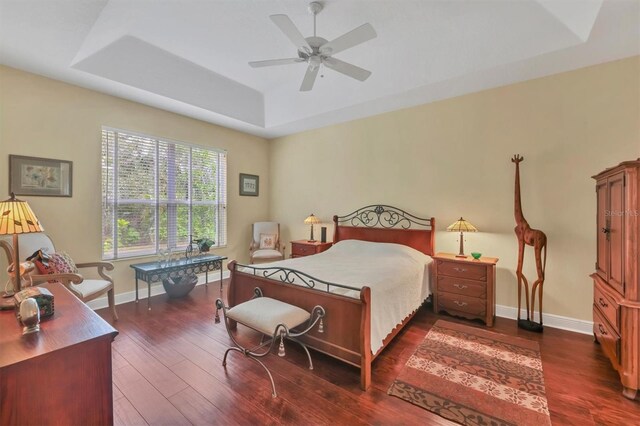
222,347,278,398
289,338,314,370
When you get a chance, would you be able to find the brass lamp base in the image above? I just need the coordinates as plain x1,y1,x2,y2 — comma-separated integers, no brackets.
456,231,467,257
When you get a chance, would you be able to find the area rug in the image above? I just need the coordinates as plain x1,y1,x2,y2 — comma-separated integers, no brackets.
388,320,551,426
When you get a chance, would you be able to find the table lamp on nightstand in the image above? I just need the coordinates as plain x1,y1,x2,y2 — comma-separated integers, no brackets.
304,214,321,242
447,217,477,258
0,193,44,308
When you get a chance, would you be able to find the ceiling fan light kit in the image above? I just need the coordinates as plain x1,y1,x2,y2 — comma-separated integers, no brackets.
249,1,377,92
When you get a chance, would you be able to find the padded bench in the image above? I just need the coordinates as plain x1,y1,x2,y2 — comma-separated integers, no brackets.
215,288,325,397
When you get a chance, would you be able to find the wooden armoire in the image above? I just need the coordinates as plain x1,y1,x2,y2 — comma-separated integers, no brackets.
591,159,640,400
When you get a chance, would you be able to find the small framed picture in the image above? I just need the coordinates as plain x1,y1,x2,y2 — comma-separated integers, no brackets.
239,173,259,196
9,155,73,197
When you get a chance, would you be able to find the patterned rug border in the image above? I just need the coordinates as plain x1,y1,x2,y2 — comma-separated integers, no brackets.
388,320,552,426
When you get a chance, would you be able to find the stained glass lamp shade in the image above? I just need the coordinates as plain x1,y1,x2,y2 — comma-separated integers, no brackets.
0,193,44,294
447,217,478,257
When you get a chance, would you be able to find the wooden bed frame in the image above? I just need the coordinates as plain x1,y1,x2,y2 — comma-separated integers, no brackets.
227,205,435,390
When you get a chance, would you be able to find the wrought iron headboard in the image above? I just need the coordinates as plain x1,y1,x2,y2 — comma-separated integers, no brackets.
333,204,433,230
332,205,435,256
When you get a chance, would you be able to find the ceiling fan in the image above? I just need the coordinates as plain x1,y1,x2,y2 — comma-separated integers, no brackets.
249,1,377,92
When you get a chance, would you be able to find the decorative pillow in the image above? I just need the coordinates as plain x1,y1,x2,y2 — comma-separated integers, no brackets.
29,249,55,276
34,259,55,276
48,251,79,274
259,233,276,250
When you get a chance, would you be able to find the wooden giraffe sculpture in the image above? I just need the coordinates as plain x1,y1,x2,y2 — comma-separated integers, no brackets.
512,154,547,332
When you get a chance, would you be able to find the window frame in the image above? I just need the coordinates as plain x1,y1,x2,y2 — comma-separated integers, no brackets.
101,126,227,261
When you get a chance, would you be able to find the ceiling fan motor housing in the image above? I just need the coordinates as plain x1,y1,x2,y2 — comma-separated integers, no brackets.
308,2,323,15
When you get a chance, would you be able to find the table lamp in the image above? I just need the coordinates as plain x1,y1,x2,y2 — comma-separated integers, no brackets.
0,193,44,296
447,217,477,258
304,214,321,242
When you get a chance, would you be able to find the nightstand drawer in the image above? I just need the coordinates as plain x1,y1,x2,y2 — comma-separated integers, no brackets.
437,260,487,281
437,276,486,298
292,243,315,256
437,292,486,317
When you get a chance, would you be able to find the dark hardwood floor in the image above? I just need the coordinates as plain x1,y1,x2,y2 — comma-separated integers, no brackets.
96,280,639,425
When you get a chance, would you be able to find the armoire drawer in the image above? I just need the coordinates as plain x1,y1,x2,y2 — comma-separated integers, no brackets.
594,283,620,332
593,307,621,367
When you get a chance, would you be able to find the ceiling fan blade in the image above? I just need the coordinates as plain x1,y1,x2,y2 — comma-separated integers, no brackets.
249,58,305,68
323,57,371,81
300,63,319,92
270,14,312,53
319,23,376,55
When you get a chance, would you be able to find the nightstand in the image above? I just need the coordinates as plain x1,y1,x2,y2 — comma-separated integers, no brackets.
432,252,499,326
290,240,332,258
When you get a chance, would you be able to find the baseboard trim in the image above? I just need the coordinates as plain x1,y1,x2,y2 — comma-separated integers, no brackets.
495,304,593,335
87,273,592,336
86,271,231,310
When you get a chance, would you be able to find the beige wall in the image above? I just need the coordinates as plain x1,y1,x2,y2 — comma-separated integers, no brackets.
0,65,270,294
1,57,638,320
269,56,640,321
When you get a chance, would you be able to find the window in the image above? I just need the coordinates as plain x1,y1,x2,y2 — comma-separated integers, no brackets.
101,127,227,260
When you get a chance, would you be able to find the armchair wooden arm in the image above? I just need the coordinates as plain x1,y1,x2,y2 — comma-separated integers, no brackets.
30,272,84,286
76,261,114,283
76,261,114,270
30,272,84,299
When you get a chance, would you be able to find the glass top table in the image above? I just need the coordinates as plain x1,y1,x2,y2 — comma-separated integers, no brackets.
130,254,227,311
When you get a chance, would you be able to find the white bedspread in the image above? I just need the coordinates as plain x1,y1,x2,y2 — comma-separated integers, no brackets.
242,239,431,354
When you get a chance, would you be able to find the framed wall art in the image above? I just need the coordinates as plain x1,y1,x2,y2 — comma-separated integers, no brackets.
239,173,259,196
9,155,73,197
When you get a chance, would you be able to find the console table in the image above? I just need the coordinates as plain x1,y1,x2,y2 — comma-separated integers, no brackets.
130,254,226,310
0,282,118,425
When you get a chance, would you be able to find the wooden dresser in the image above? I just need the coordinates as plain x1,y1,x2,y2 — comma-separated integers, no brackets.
290,240,332,258
433,253,498,326
591,159,640,400
0,282,118,425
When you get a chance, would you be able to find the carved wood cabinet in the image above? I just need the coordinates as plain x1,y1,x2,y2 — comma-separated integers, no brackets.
591,159,640,400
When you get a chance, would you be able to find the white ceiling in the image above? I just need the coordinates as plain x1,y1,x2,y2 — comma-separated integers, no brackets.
1,0,638,138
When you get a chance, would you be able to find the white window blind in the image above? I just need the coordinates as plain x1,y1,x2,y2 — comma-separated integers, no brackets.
101,127,227,260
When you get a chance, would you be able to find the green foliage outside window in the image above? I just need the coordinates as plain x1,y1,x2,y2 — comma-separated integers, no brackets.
101,128,226,260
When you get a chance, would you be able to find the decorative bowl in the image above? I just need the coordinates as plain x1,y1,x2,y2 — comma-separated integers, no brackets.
162,273,198,298
471,252,482,260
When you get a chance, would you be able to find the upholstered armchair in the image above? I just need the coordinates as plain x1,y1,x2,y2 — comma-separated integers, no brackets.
249,222,285,264
0,233,118,320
